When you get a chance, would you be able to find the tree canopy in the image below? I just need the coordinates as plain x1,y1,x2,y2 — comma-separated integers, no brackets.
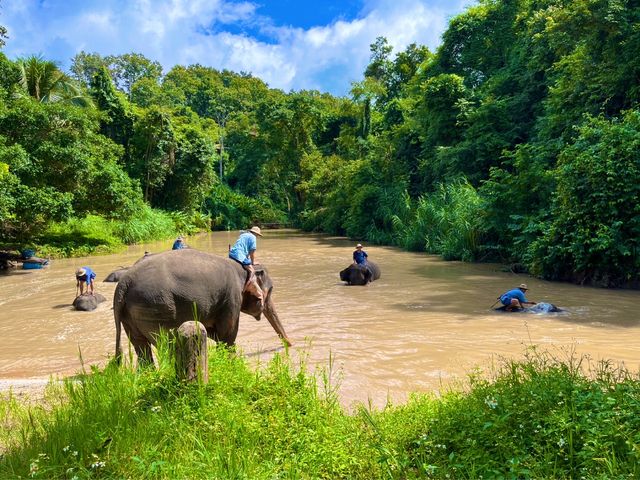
2,0,639,286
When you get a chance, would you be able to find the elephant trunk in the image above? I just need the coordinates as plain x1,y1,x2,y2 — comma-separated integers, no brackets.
263,292,292,347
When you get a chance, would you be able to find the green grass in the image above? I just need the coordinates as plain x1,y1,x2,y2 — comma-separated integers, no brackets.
6,206,211,259
1,346,639,479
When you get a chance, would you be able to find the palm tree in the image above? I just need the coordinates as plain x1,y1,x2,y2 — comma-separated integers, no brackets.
16,55,92,106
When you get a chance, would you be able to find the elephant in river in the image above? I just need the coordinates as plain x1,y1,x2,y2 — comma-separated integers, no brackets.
339,262,381,285
494,302,562,313
104,267,129,282
104,253,154,282
113,249,292,364
73,293,107,311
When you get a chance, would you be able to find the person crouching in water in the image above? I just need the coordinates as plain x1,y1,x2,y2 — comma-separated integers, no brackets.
229,226,264,318
499,283,536,311
75,267,96,296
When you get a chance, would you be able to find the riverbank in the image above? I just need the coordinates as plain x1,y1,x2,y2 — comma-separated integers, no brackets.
0,208,211,263
1,347,639,479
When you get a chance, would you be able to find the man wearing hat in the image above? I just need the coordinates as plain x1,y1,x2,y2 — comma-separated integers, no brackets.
229,226,264,314
352,243,368,266
75,266,96,296
499,284,536,311
172,235,186,250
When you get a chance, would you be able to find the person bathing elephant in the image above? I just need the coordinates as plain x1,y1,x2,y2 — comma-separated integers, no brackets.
340,262,381,285
113,249,292,365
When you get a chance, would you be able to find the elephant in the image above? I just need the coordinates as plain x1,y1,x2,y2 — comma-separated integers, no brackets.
494,302,562,313
105,253,154,282
73,293,107,311
339,262,381,285
113,249,292,364
104,267,129,282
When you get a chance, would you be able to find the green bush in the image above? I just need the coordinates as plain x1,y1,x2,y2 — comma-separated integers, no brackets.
34,207,196,257
205,183,286,230
393,179,487,261
112,205,178,245
528,111,640,286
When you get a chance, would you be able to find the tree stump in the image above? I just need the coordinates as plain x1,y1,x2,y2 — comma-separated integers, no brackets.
175,321,209,384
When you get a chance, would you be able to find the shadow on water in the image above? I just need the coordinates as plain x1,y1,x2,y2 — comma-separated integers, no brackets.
243,345,285,358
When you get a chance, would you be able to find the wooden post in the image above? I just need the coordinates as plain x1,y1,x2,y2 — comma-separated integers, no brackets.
175,321,209,384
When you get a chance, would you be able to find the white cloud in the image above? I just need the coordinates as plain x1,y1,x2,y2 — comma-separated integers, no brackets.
1,0,470,95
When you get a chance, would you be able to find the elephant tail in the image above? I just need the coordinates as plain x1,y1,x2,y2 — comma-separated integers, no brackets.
113,280,128,365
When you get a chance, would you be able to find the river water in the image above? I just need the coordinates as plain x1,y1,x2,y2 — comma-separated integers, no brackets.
1,230,639,408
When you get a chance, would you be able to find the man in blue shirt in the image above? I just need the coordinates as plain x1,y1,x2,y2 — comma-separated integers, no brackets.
172,236,186,250
229,226,264,315
75,266,96,296
500,284,536,311
353,243,368,265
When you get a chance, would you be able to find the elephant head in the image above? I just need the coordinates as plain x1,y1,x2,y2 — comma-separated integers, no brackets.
241,265,291,347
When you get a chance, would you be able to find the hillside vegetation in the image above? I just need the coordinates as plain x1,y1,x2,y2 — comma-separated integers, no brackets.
2,0,639,283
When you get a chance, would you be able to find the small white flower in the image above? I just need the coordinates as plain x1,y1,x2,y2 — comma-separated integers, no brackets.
151,405,162,413
558,438,566,448
63,445,70,453
90,461,106,469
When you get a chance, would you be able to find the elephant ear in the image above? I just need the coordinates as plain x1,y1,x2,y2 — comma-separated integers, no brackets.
241,270,267,318
241,290,262,317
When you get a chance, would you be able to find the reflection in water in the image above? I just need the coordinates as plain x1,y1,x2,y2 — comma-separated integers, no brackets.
1,230,639,408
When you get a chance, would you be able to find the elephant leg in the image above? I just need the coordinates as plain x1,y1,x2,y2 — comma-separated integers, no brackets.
122,321,154,367
134,342,154,367
210,314,240,347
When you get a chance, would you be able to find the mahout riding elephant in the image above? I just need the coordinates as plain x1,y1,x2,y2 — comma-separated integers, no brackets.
114,249,292,364
104,267,129,282
73,293,107,311
494,302,562,313
339,262,381,285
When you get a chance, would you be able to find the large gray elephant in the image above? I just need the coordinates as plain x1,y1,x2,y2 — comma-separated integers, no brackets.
113,249,292,364
339,262,381,285
73,293,107,311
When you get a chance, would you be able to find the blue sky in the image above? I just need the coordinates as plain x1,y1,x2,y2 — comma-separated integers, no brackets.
1,0,470,96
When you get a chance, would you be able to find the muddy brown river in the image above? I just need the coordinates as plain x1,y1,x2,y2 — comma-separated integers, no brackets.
1,230,639,407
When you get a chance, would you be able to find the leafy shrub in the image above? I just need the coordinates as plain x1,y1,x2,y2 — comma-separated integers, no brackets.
528,111,640,286
205,183,286,230
113,205,177,245
392,179,487,261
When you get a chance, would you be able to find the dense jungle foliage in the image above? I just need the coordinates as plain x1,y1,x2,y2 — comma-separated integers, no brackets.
1,0,639,286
